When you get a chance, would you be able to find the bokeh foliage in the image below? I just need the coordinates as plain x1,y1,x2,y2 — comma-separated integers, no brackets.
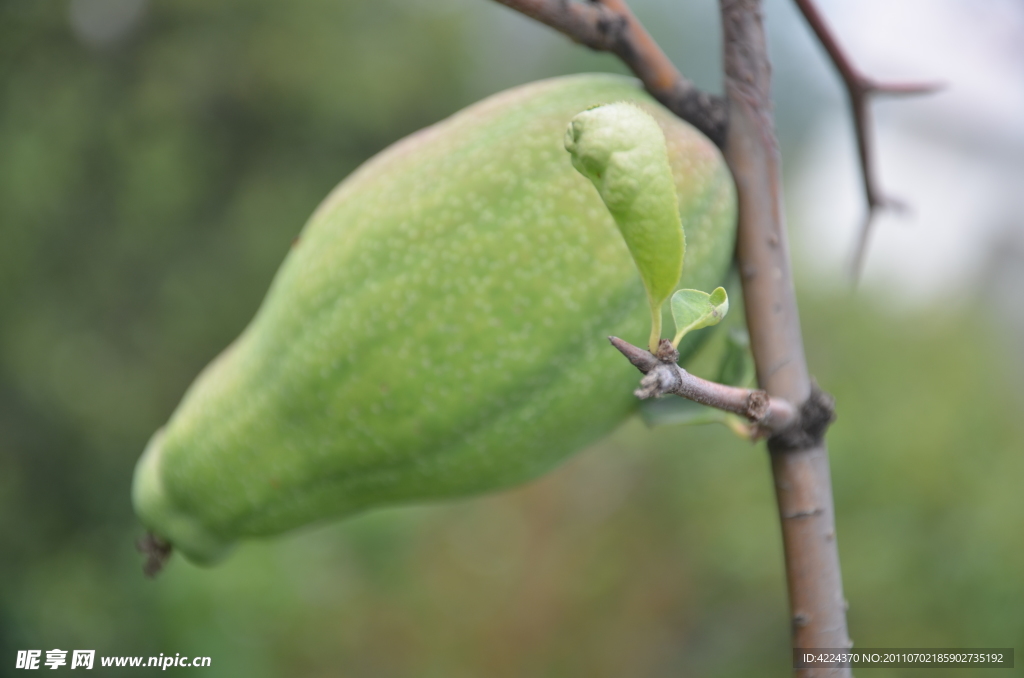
1,1,1021,676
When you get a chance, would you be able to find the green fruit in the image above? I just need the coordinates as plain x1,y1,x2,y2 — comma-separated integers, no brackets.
132,73,737,565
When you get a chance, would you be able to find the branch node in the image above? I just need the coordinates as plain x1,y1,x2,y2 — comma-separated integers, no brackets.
745,389,770,421
766,380,836,454
610,336,798,432
634,363,678,399
784,507,825,520
654,338,679,364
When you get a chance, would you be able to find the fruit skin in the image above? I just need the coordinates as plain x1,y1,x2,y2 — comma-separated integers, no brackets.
132,73,737,564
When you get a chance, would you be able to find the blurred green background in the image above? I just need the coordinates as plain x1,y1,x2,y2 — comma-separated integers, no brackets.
1,0,1022,676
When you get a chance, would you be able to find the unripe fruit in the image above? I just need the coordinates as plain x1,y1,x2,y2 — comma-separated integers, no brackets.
132,74,736,565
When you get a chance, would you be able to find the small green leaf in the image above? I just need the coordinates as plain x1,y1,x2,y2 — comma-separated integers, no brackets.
670,286,729,347
565,103,684,352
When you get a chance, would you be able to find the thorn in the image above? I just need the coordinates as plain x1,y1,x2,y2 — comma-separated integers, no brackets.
608,336,658,372
867,80,945,97
850,193,912,285
848,211,875,286
877,193,909,215
793,0,935,278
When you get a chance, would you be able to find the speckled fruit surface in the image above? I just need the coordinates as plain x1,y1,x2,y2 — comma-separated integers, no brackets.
132,73,736,564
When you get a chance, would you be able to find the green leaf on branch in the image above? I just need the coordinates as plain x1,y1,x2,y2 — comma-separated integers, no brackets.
670,286,729,348
564,102,684,352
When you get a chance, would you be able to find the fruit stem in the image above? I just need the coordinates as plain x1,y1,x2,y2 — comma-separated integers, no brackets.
136,532,173,578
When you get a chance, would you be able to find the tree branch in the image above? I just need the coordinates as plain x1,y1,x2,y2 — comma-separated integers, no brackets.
720,0,850,673
489,0,728,146
609,336,798,432
792,0,941,280
493,0,855,671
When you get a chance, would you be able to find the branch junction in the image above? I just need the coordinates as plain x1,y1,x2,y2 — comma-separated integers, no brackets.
609,336,799,434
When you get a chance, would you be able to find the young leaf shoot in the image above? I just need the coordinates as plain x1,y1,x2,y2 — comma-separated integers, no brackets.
670,286,729,348
565,103,685,352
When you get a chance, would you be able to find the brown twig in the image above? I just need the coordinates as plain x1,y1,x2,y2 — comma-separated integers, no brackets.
610,337,798,432
721,0,849,674
792,0,941,280
489,0,728,146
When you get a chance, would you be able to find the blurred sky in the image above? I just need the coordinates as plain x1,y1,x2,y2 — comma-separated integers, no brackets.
784,0,1024,306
